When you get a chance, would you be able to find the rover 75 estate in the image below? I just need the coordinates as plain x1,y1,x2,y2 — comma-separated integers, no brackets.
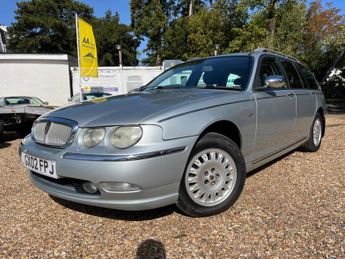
19,48,326,217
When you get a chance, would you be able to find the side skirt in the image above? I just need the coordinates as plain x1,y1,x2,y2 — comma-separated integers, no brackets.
246,136,308,173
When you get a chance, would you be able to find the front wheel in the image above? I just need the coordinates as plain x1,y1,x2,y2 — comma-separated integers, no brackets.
177,132,246,217
16,122,32,138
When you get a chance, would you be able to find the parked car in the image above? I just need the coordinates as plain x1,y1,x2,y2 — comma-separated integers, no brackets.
68,92,112,104
0,96,54,137
19,49,326,217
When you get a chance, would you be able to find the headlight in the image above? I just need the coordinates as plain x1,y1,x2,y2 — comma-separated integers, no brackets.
110,126,142,149
82,128,106,148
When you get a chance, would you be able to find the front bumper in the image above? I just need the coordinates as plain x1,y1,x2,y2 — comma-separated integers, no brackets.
19,136,197,210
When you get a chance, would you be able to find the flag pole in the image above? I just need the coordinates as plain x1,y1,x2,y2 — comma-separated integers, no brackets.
75,13,82,102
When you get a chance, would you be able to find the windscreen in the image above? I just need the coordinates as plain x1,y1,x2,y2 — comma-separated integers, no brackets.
4,97,44,105
145,56,253,91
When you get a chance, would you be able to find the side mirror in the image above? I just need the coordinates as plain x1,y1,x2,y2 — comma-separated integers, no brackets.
68,98,72,102
265,75,286,89
44,101,49,105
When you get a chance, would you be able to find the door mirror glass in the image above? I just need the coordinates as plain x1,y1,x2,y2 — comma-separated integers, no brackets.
265,75,286,89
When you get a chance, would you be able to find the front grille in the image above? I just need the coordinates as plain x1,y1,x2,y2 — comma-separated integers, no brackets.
33,118,77,147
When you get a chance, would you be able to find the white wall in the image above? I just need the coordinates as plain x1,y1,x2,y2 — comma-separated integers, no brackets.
0,55,73,106
0,54,165,106
72,66,163,96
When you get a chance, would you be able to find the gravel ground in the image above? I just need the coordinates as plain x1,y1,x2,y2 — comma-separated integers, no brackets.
0,115,344,258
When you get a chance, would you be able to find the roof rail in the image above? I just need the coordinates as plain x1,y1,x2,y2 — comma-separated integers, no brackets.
252,48,300,62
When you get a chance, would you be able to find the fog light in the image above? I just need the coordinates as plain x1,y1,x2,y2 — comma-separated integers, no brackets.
100,182,140,192
82,182,98,194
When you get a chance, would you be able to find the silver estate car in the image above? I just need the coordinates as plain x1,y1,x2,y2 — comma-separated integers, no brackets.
19,48,326,217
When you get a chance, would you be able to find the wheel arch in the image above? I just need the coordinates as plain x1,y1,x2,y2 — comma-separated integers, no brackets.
197,120,242,149
316,107,325,137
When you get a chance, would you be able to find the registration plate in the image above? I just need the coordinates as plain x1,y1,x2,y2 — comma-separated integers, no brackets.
21,153,58,179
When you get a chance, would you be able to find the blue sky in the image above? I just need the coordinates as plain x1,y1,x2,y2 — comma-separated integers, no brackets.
0,0,344,60
1,0,344,26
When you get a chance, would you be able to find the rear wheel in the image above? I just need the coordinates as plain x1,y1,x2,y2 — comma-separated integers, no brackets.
177,132,246,217
300,113,323,152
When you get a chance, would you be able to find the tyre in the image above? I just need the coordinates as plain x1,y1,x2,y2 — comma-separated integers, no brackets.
177,132,246,217
0,120,3,136
300,113,323,152
16,122,32,138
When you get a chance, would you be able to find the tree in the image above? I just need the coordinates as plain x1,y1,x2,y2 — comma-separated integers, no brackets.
172,0,207,17
161,16,190,60
301,0,345,81
226,0,345,80
227,0,293,52
93,11,139,66
130,0,172,65
8,0,139,66
186,0,247,58
8,0,94,56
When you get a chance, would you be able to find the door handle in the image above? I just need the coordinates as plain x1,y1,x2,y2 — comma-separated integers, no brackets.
287,92,294,98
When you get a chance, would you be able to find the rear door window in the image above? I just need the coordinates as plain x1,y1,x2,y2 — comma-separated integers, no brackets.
295,63,319,90
280,59,303,89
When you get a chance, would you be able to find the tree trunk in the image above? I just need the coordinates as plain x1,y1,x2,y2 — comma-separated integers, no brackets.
156,53,161,66
156,38,162,65
189,0,193,17
268,0,277,49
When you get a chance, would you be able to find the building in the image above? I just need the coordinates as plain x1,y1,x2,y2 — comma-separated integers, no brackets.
0,26,7,53
0,54,77,105
0,53,165,106
71,66,163,97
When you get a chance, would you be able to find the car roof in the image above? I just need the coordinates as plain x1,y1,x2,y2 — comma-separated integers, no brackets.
187,48,302,65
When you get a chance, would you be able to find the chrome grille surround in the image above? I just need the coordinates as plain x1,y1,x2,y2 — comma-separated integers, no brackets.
32,117,78,148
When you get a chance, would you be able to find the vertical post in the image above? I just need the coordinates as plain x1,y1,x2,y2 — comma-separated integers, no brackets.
116,44,122,68
75,13,82,102
214,44,220,56
119,49,123,68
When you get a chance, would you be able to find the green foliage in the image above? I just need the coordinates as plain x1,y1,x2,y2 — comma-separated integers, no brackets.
93,11,139,66
172,0,207,16
136,0,248,63
132,0,345,96
130,0,172,65
225,0,345,84
300,0,345,81
7,0,345,88
161,17,190,60
8,0,93,56
8,0,138,66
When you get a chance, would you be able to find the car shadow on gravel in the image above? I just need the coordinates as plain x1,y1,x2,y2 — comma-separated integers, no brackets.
50,196,176,221
246,150,295,178
51,151,298,220
0,132,20,149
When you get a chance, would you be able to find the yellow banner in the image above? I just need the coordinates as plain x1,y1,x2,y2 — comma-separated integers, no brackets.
78,17,98,77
